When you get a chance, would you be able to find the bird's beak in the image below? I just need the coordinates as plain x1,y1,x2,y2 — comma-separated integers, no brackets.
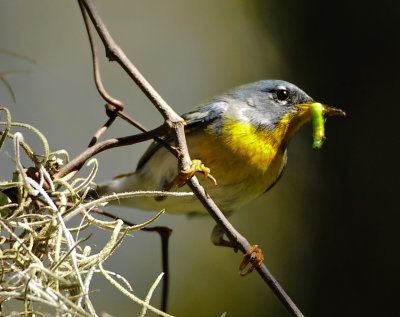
322,105,346,117
296,102,346,118
293,102,346,149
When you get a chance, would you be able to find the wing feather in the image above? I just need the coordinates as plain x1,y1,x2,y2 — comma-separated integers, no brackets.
136,101,227,170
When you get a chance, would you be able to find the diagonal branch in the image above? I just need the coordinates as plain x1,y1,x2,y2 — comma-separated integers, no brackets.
53,124,168,180
70,1,306,316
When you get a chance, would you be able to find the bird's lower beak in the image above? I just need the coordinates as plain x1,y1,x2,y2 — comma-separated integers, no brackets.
295,102,346,149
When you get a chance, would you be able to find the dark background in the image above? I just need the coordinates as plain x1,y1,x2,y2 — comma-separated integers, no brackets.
1,1,399,316
254,1,400,315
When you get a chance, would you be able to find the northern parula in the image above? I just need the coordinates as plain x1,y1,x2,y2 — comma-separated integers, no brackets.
98,80,344,218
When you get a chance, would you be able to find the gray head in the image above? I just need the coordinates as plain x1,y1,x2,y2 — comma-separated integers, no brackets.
182,79,316,138
219,80,314,130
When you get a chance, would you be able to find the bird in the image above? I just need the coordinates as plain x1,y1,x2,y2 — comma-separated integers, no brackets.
95,79,344,270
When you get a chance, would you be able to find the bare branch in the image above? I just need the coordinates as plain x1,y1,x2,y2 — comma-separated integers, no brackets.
78,0,124,111
73,1,305,316
79,0,183,126
53,123,168,180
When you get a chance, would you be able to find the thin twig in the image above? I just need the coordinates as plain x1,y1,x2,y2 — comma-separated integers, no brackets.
187,179,304,317
53,124,168,180
78,0,124,111
75,1,305,316
95,209,172,313
79,0,183,127
88,114,117,147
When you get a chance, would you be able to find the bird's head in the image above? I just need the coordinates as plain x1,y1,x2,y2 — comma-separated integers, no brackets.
223,80,345,148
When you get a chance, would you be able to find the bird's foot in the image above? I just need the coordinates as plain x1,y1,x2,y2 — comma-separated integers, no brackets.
174,159,217,187
154,160,216,202
239,245,264,276
212,224,264,276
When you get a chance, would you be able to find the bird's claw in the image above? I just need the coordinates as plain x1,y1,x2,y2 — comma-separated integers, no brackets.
155,160,217,202
175,159,217,187
239,245,264,276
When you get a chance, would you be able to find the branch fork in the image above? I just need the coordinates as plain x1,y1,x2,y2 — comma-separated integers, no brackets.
52,1,307,316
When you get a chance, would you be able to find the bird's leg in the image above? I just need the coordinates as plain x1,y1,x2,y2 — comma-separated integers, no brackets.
211,222,238,249
211,223,264,276
211,224,238,252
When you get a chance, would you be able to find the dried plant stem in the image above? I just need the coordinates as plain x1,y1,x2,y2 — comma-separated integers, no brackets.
1,114,175,316
99,263,174,317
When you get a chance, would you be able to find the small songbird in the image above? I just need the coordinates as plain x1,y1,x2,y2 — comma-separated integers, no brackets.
96,80,344,257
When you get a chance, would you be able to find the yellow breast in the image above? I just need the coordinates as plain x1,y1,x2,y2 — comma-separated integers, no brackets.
187,118,289,198
220,119,287,172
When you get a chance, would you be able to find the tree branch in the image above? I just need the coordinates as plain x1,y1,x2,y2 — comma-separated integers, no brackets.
53,124,168,180
79,0,183,127
70,1,306,316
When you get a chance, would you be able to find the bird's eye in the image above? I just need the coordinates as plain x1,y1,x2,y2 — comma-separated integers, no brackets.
276,88,289,102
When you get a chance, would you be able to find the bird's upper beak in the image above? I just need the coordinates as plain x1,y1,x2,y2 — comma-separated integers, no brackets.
296,102,346,118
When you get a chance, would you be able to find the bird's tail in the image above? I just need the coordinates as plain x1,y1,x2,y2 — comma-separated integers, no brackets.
89,171,185,212
89,171,201,214
88,172,142,205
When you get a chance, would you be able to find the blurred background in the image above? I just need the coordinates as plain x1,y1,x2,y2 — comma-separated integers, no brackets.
0,0,399,316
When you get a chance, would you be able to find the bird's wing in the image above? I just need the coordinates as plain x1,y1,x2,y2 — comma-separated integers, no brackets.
136,101,228,170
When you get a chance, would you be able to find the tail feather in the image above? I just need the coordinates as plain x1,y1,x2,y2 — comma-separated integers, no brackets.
90,172,205,214
95,172,142,197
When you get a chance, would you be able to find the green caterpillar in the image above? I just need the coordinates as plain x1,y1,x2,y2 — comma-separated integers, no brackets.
309,102,326,149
